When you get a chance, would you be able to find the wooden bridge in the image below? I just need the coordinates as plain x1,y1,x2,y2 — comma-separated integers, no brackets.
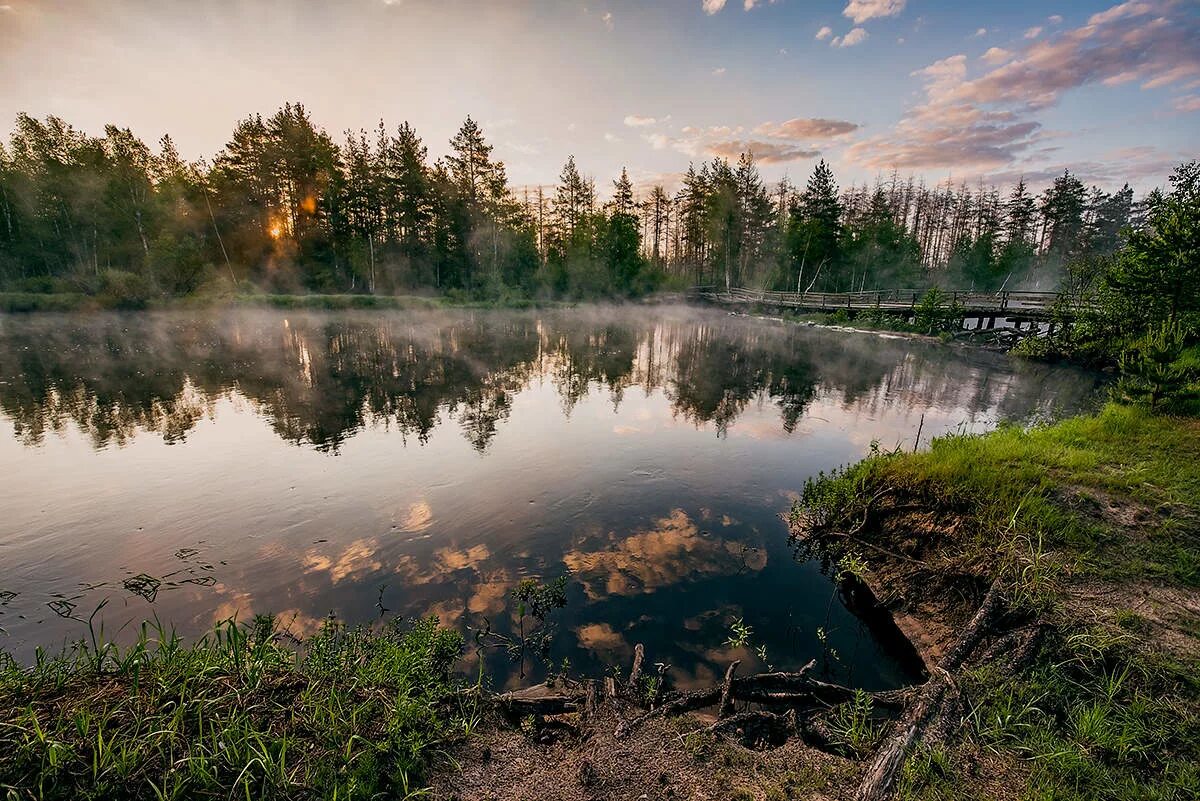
694,286,1068,325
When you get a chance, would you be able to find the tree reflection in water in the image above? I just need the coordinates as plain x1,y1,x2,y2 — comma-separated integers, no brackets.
0,306,1101,688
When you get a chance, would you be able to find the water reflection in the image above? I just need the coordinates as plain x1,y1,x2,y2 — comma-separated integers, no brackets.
0,307,1100,689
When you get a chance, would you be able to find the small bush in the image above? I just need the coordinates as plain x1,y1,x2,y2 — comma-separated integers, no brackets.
1116,322,1199,412
98,269,154,309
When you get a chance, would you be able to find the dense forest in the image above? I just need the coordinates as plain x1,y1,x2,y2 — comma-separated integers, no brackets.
0,103,1164,302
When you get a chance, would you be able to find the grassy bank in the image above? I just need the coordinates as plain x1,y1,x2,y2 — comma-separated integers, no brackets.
794,403,1200,800
0,615,475,800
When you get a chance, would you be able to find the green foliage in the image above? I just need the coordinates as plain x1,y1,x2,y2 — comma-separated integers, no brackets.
828,689,882,757
475,575,570,674
912,287,964,335
0,615,470,800
97,269,154,309
1116,322,1199,412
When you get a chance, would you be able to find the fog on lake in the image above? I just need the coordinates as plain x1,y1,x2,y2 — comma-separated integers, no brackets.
0,306,1101,689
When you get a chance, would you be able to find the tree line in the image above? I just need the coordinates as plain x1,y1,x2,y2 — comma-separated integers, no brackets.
0,102,1176,302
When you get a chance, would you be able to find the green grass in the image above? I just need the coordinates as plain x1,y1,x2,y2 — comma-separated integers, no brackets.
794,403,1200,800
0,614,474,800
799,403,1200,586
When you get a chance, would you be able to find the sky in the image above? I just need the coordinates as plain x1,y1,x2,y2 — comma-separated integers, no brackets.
1,0,1197,196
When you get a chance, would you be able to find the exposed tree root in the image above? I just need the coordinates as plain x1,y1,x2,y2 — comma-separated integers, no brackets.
853,582,1003,801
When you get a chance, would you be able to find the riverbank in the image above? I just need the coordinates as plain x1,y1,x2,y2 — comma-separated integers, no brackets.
0,290,711,313
5,403,1194,800
0,290,562,313
790,402,1199,800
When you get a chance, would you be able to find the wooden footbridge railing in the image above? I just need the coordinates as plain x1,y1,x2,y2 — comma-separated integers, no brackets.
693,286,1068,320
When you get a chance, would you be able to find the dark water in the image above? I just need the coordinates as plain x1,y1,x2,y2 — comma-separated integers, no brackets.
0,306,1100,690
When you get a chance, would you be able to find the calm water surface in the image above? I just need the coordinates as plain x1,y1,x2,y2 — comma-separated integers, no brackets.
0,306,1100,689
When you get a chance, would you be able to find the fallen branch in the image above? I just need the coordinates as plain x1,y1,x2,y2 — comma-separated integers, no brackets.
614,660,907,739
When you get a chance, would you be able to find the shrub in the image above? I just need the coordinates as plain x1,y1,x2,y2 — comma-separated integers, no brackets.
1116,322,1199,412
98,269,154,309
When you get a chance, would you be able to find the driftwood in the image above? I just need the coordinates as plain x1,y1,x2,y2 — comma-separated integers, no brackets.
853,583,1003,801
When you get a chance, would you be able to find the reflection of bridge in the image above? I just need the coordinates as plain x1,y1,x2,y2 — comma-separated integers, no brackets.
694,286,1070,328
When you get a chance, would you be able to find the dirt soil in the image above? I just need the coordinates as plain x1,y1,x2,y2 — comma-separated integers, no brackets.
430,702,860,801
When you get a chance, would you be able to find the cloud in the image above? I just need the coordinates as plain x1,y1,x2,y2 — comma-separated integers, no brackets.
702,0,727,14
832,28,869,47
972,27,988,38
624,115,657,127
1088,1,1156,26
845,53,1041,171
1024,26,1043,39
1174,94,1200,112
712,66,727,76
604,132,621,143
844,0,1200,176
938,2,1200,110
815,25,833,40
563,509,764,600
707,140,820,163
602,11,613,29
754,117,860,138
843,0,906,24
1048,14,1063,24
981,46,1013,65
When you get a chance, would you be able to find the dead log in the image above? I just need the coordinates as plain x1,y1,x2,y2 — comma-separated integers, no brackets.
854,583,1003,801
496,694,581,715
718,660,740,719
614,659,906,739
496,683,586,716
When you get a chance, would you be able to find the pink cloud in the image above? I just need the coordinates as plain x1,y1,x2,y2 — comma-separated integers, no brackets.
753,117,859,139
707,140,820,163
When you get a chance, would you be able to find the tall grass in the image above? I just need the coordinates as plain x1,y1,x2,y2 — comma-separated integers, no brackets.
0,614,472,800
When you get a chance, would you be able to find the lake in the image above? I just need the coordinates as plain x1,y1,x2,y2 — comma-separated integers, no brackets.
0,305,1100,690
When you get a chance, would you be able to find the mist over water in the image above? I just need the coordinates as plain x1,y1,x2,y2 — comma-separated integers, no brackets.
0,306,1101,689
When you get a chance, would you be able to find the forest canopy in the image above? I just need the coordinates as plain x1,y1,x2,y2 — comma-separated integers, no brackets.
0,103,1173,303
